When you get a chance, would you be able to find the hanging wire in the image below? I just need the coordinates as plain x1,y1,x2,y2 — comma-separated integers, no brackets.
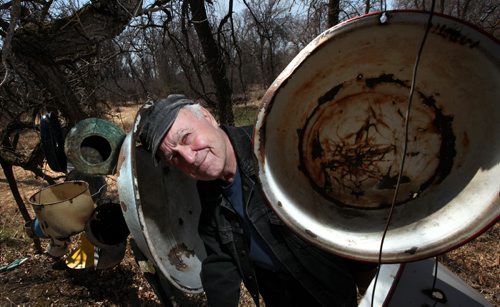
370,1,436,306
431,256,440,307
91,182,108,198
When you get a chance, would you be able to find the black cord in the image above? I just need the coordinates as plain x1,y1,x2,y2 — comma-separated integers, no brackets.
370,2,436,306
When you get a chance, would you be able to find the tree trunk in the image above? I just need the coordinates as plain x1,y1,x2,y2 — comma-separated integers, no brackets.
365,0,371,14
187,0,234,125
327,0,341,28
439,0,446,13
461,0,472,19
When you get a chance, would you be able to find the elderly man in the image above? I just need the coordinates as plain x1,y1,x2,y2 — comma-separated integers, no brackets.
139,94,372,307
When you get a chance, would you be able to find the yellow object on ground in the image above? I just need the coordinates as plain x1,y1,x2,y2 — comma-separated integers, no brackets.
65,234,95,269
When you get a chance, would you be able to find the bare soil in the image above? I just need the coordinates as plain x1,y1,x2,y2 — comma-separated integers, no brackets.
0,104,498,306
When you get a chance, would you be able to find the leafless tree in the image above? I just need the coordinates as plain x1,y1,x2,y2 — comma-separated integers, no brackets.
0,0,141,251
394,0,499,37
241,0,293,85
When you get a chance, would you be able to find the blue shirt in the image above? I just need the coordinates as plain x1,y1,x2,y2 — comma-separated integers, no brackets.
222,167,282,271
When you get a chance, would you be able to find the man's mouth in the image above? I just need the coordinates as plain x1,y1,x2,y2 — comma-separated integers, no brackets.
194,151,208,172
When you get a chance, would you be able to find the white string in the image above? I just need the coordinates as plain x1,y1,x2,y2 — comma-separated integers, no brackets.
91,183,108,198
431,256,440,307
370,2,436,306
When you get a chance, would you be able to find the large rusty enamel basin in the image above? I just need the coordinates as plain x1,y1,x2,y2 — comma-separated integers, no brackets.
117,106,206,293
254,11,500,263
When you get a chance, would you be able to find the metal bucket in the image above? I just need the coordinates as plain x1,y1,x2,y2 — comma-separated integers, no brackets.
117,107,206,293
64,118,125,175
84,202,130,249
29,181,95,239
254,11,500,263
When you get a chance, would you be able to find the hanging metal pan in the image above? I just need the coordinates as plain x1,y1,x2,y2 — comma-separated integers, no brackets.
117,106,206,293
254,10,500,263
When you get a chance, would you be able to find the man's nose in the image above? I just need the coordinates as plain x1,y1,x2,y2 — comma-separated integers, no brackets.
177,146,196,164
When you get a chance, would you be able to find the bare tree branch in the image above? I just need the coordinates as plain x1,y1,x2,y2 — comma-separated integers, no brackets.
0,0,20,88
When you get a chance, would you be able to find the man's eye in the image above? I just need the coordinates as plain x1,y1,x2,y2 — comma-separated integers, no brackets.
181,133,190,144
163,152,175,162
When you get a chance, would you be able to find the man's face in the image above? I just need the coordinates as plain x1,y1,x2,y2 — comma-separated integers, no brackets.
157,107,233,181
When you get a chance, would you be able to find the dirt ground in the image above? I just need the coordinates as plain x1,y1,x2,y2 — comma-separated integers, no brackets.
0,104,498,306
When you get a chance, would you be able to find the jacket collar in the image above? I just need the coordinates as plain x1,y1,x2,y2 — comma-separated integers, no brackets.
221,125,256,178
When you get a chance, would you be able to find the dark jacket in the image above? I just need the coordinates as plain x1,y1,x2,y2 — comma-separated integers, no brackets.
197,125,357,307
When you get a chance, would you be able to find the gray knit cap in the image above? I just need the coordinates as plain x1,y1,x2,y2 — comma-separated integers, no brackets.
138,94,195,163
